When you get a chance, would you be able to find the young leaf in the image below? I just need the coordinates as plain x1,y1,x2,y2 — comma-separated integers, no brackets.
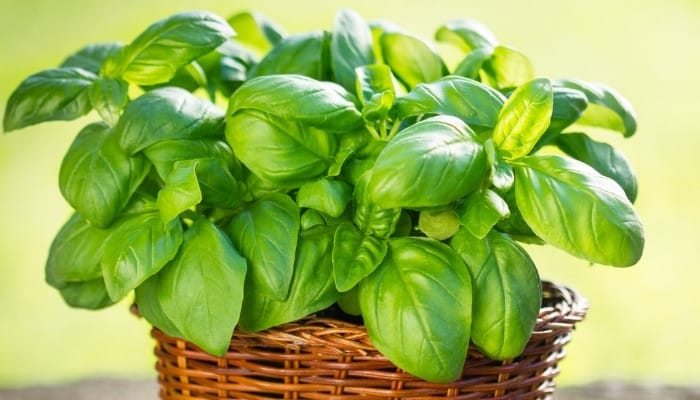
450,229,541,359
104,11,234,85
89,77,128,126
435,19,498,52
60,42,124,74
4,67,96,132
331,9,376,92
158,218,247,356
228,11,286,53
248,31,330,80
485,139,514,191
492,78,553,160
360,237,472,383
227,193,300,301
116,87,225,155
381,31,447,89
58,278,116,310
457,189,510,239
156,160,202,223
395,76,506,128
59,122,150,228
352,174,402,238
355,64,397,106
143,138,236,180
332,222,388,292
418,209,460,240
482,46,535,90
238,225,338,332
229,74,363,132
369,116,488,208
555,78,637,137
226,109,336,187
101,212,183,302
556,133,638,202
297,178,352,218
513,155,644,266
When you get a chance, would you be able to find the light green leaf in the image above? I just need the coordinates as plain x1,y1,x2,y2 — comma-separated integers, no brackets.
435,19,498,52
331,9,376,92
156,160,202,223
89,77,128,126
143,138,235,180
248,31,330,80
60,42,123,74
228,11,286,53
353,174,402,238
135,274,183,338
381,31,447,89
482,46,535,90
453,47,493,79
297,178,352,218
457,189,510,239
332,222,388,292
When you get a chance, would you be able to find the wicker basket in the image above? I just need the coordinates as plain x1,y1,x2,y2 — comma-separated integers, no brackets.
151,281,588,400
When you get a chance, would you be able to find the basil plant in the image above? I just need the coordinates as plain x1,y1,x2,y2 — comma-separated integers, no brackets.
3,9,644,383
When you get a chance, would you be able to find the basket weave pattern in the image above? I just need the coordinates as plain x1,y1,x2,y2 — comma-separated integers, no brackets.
152,281,588,399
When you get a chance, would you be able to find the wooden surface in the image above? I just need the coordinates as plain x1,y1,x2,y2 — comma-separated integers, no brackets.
1,379,699,399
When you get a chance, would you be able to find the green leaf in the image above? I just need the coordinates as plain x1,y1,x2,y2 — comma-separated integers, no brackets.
297,178,352,218
353,174,402,238
494,188,543,245
104,11,234,85
555,78,637,137
332,222,388,292
101,211,184,301
450,229,541,359
60,42,124,74
156,160,202,223
159,218,247,356
513,155,644,266
381,31,447,89
134,274,183,338
485,139,514,191
89,77,128,126
248,31,330,80
548,86,589,134
227,193,299,301
58,278,116,310
355,64,398,105
4,67,96,131
482,46,535,90
143,138,236,180
369,116,488,208
116,87,225,154
59,122,150,228
228,11,286,53
395,76,506,128
226,109,336,187
229,74,363,132
331,9,376,92
435,19,498,52
457,189,510,239
453,47,493,79
418,209,460,240
360,237,472,383
556,133,638,202
493,78,553,160
238,225,338,332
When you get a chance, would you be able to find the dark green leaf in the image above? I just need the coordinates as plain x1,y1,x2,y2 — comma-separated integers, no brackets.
60,42,124,74
482,46,535,90
159,218,247,356
59,122,150,228
548,86,589,134
228,11,286,52
360,237,472,383
331,9,376,92
116,87,225,154
457,189,510,239
297,178,352,218
493,78,553,160
556,133,638,202
89,77,128,126
381,31,447,89
435,19,498,52
369,116,487,208
238,225,338,332
450,229,541,359
395,76,505,128
248,31,330,80
513,155,644,266
101,211,183,301
58,278,116,310
332,222,388,292
228,193,299,301
4,67,96,131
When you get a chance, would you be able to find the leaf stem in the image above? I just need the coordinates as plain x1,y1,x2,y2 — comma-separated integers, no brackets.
366,124,382,141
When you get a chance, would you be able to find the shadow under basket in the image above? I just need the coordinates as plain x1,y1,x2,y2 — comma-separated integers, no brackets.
151,281,588,400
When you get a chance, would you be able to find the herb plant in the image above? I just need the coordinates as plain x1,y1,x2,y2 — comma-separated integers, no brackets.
3,9,644,383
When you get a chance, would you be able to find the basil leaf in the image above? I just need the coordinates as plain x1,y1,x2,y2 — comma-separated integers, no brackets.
355,64,397,105
493,78,553,160
485,139,514,191
360,237,472,383
494,188,543,245
369,116,487,208
331,9,376,92
513,155,644,266
228,11,286,53
353,174,402,238
89,77,128,126
457,189,510,239
4,67,96,131
248,31,330,80
548,86,589,134
297,178,352,218
156,160,202,223
450,229,541,359
228,193,300,301
332,222,388,292
381,31,447,89
238,225,338,332
453,47,493,79
143,138,236,180
135,274,183,338
59,122,150,228
159,218,247,356
435,19,498,52
395,76,506,128
60,42,124,74
555,78,637,137
556,133,638,202
58,278,116,310
101,212,184,301
229,74,363,132
417,209,460,240
104,11,234,85
226,109,336,187
116,87,225,155
195,158,247,208
482,46,535,90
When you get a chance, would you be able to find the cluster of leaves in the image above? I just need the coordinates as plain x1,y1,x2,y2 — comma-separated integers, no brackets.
3,10,644,383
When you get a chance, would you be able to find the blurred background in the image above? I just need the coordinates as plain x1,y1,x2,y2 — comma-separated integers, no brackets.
1,0,698,390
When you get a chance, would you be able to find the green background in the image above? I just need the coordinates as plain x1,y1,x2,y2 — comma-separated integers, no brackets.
1,0,698,388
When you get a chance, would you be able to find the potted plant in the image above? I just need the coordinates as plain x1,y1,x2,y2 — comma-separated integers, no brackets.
3,8,643,398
